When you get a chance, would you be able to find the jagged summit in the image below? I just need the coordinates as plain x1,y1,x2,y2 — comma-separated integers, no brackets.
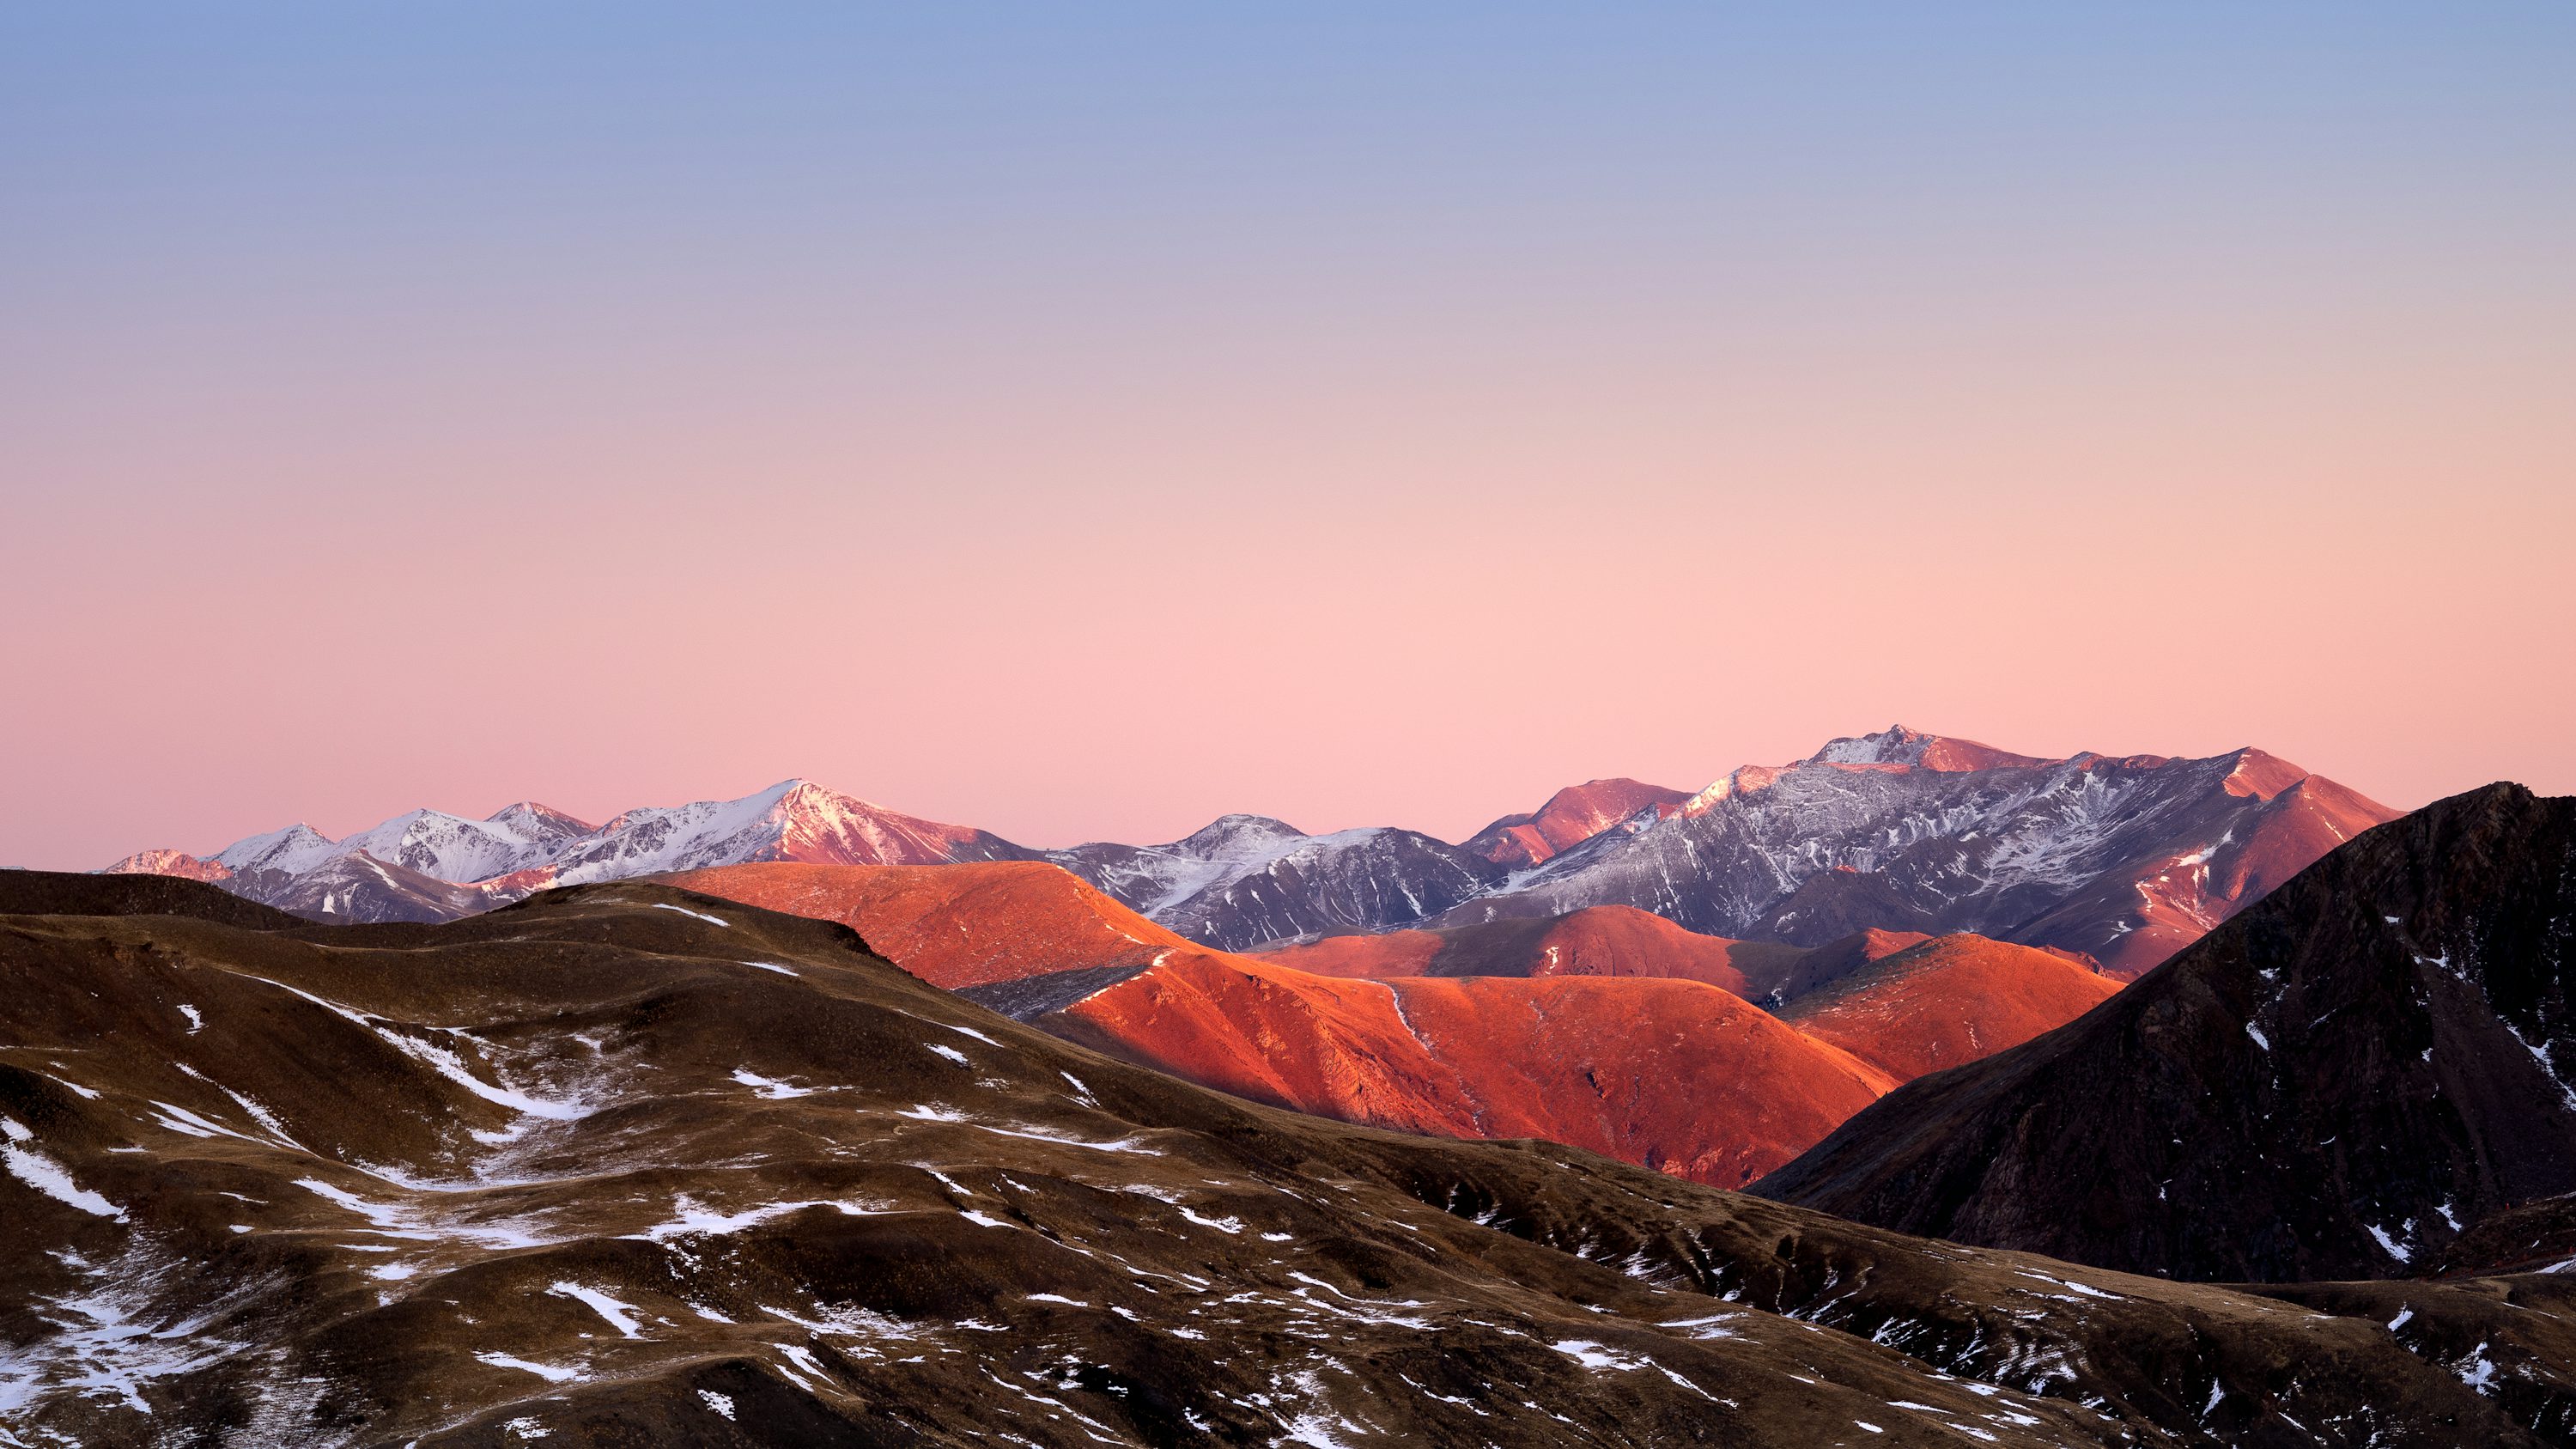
1801,725,2051,773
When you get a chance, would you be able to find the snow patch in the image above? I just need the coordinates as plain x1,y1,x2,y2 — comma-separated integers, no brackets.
476,1352,581,1384
548,1282,646,1338
2366,1222,2414,1264
2,1123,125,1221
732,1069,811,1100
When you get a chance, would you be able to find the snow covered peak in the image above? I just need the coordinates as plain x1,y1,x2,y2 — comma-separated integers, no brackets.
1173,815,1309,858
1796,727,2051,775
548,779,1012,886
210,823,341,878
99,849,231,882
1807,726,1935,767
486,801,596,836
335,807,579,885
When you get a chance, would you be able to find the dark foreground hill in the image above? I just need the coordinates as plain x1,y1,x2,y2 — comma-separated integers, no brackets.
1755,783,2576,1285
3,879,2572,1446
0,868,304,928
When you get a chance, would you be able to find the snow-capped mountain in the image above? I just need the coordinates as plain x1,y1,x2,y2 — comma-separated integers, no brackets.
208,823,343,878
105,781,1037,922
548,779,1027,885
95,729,2393,970
1433,727,2398,977
223,851,538,924
96,848,233,883
333,802,594,882
1043,817,1507,948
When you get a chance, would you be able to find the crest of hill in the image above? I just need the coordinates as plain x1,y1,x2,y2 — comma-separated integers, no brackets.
0,868,301,930
1754,783,2576,1284
1774,935,2123,1082
662,861,1192,991
1251,904,1804,995
1252,910,1938,1008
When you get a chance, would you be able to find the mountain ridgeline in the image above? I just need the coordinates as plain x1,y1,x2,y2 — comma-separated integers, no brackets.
101,728,2396,983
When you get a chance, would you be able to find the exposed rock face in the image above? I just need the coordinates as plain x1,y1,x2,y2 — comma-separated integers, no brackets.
1754,783,2576,1284
4,873,2574,1446
1044,816,1508,950
226,851,535,925
1436,727,2398,978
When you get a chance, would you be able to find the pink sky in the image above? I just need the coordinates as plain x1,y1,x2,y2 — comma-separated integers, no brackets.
9,307,2568,868
4,7,2571,868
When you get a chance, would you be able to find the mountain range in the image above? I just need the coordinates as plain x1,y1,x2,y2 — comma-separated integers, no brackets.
6,870,2573,1446
102,726,2396,979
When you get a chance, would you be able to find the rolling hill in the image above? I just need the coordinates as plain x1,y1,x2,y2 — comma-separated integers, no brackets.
3,872,2571,1446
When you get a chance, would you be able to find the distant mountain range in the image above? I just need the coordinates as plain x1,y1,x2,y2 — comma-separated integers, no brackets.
103,725,2397,976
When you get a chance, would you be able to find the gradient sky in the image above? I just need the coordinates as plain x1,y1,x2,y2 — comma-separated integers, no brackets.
4,4,2572,869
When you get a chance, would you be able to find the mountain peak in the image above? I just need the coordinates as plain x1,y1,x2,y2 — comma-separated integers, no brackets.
1806,725,1932,765
1803,726,2048,773
98,848,232,882
1176,814,1308,855
1467,777,1690,868
485,801,595,833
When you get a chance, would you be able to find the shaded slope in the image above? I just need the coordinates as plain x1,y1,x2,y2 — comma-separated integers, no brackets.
0,868,302,929
1775,935,2123,1082
226,850,538,924
2,886,2572,1445
1755,783,2576,1283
